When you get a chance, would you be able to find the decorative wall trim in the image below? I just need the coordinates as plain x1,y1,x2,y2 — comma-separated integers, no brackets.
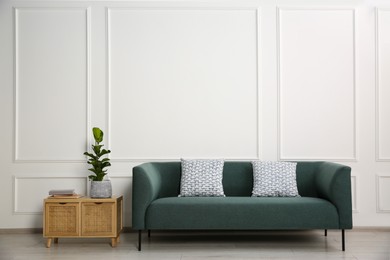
255,7,262,162
106,6,261,162
376,174,390,213
276,7,357,162
375,8,390,162
13,176,88,215
351,175,358,213
109,176,132,179
13,175,130,215
13,6,91,163
109,158,262,162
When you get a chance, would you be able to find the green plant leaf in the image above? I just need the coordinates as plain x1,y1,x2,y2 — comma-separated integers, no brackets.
99,149,111,157
101,162,111,168
84,152,97,160
92,127,103,143
88,168,97,174
88,175,97,181
92,145,103,156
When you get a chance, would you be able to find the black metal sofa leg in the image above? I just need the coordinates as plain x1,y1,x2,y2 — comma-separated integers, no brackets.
324,229,345,251
148,230,151,238
138,230,142,251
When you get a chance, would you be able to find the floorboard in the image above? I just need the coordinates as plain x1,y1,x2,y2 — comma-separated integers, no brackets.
0,230,389,259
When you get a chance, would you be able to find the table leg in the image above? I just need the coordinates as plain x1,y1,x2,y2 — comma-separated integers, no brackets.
111,234,121,247
46,238,52,248
111,237,117,247
54,238,59,244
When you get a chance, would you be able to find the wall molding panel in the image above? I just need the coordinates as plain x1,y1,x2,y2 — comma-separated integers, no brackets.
375,8,390,162
13,176,88,215
106,6,261,161
14,6,91,163
277,7,356,161
13,175,132,215
376,174,390,213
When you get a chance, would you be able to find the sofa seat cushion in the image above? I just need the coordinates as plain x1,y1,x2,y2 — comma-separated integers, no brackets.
145,197,339,230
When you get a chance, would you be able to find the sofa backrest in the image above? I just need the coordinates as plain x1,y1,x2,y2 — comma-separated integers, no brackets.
148,161,323,198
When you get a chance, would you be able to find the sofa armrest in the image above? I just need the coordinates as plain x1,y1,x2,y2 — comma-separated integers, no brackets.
315,162,353,229
132,163,162,230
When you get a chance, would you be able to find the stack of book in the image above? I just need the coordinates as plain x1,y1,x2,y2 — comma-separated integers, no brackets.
48,189,82,199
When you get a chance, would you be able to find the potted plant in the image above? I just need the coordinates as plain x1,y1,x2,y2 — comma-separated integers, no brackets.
84,127,112,198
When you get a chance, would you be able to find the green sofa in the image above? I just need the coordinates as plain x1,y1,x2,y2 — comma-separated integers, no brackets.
132,161,352,251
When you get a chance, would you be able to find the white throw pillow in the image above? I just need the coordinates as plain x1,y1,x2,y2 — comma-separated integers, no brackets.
179,159,225,197
251,161,300,197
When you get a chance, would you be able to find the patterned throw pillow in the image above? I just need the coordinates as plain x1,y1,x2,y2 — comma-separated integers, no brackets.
179,159,225,197
251,161,300,197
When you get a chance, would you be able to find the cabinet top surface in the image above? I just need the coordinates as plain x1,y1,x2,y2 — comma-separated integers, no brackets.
44,195,123,203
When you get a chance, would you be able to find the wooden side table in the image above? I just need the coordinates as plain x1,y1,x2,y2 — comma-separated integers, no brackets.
43,196,123,248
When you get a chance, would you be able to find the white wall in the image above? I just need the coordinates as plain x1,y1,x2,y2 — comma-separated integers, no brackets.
1,0,390,228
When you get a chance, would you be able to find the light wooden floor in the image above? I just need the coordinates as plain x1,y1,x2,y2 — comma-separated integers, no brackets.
0,229,389,260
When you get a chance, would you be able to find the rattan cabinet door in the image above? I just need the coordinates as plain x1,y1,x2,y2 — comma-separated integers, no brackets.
81,202,115,237
44,202,80,237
